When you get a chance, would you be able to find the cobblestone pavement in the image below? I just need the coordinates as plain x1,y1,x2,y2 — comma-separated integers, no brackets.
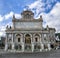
0,50,60,58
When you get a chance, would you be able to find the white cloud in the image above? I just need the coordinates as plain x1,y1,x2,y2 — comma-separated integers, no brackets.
0,11,21,22
0,25,6,36
28,0,45,17
40,2,60,33
4,12,21,19
0,22,12,36
0,11,21,36
0,15,4,21
0,0,60,36
28,0,58,18
0,12,13,22
0,32,4,36
29,1,60,33
29,0,41,9
15,14,21,19
4,11,14,19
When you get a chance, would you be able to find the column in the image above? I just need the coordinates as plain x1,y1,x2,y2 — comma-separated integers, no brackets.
5,44,8,51
5,33,8,51
22,34,24,52
32,43,34,52
47,34,50,42
12,34,14,50
41,33,44,43
39,34,42,43
48,43,51,51
32,34,34,52
22,44,24,52
12,43,14,50
12,33,14,42
40,33,44,51
41,43,44,51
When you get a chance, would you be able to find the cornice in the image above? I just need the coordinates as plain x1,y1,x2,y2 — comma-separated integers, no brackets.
12,19,43,22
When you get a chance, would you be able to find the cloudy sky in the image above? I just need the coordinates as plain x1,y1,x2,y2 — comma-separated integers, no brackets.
0,0,60,36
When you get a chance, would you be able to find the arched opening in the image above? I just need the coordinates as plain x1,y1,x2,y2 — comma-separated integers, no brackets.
18,38,20,42
25,34,31,51
34,34,40,42
35,38,38,42
15,34,21,42
25,34,31,44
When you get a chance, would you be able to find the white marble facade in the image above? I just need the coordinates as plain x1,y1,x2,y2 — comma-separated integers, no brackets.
5,10,56,52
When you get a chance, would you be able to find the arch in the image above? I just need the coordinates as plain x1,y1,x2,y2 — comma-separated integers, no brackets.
25,34,30,37
15,34,21,36
34,34,40,42
15,34,21,42
35,34,39,36
25,34,31,44
18,38,20,42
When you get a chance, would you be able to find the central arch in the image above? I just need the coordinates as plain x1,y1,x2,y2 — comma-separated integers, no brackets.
25,34,31,44
24,34,32,51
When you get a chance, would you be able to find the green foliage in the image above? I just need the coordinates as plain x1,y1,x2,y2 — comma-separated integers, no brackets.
55,33,60,39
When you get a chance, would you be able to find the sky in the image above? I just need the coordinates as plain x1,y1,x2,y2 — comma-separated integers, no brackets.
0,0,60,36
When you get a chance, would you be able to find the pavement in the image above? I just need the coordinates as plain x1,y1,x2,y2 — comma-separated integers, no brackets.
0,49,60,58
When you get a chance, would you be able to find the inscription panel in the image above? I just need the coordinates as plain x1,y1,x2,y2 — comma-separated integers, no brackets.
15,22,42,29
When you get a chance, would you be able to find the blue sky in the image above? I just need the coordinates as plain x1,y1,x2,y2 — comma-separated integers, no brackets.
0,0,60,36
0,0,36,15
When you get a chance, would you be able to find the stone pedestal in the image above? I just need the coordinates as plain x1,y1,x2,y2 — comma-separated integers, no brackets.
12,43,14,50
22,44,24,52
41,43,44,51
48,44,51,51
5,44,8,51
32,44,34,52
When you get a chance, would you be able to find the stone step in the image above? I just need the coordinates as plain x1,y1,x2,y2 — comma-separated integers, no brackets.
0,50,60,58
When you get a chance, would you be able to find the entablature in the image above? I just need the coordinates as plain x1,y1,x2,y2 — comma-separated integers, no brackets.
5,30,49,34
12,18,43,22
